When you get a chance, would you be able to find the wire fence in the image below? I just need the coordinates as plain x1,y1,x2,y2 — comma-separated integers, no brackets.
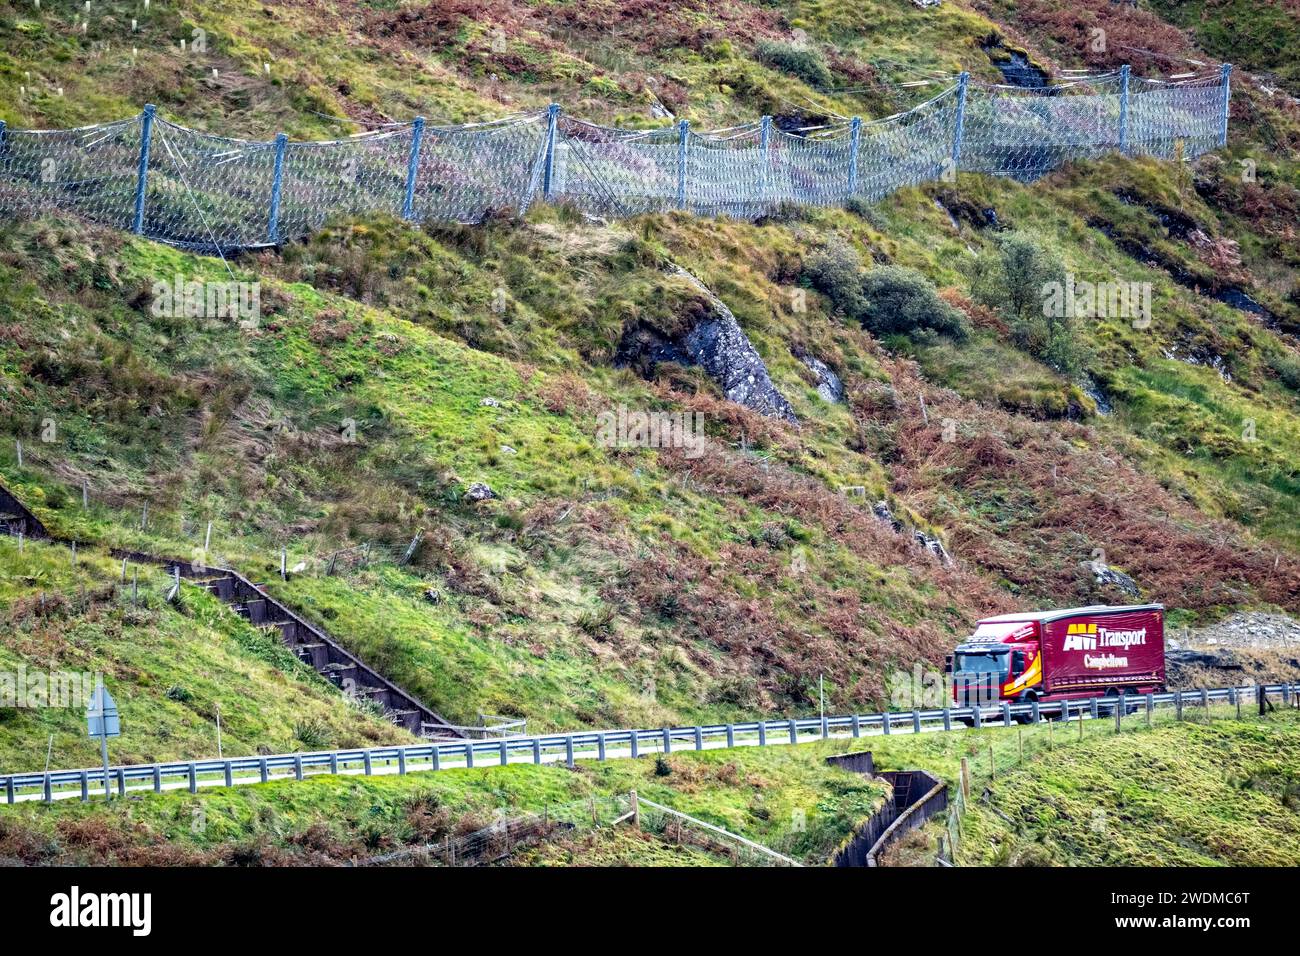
0,67,1230,253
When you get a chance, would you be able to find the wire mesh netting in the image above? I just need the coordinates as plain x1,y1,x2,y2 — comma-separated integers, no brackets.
1128,74,1226,160
0,69,1229,252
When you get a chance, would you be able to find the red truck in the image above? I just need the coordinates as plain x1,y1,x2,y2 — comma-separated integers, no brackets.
950,604,1165,712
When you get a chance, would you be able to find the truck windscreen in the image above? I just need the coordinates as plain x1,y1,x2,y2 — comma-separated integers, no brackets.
953,651,1008,676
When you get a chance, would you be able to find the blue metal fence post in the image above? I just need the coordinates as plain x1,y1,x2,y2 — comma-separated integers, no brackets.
676,119,690,210
847,116,862,198
542,104,560,201
403,117,424,220
951,73,969,170
1219,63,1232,147
267,132,288,243
1118,64,1130,155
132,104,156,235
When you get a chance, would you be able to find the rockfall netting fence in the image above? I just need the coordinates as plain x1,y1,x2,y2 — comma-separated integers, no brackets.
0,66,1230,253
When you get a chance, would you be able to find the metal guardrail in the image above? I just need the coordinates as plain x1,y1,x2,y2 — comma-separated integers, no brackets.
2,682,1294,806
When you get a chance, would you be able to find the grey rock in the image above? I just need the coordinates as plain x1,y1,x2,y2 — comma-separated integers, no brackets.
798,352,845,404
617,266,797,423
872,500,903,533
480,397,501,407
465,481,497,502
1088,562,1141,598
423,588,442,605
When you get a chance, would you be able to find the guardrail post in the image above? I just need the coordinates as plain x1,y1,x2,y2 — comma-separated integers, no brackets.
267,132,288,243
788,719,798,744
432,747,441,771
398,749,408,775
1200,688,1209,713
565,736,575,768
293,755,303,780
1219,63,1232,147
531,740,541,765
132,104,156,235
80,771,89,802
1002,702,1012,727
662,728,672,754
951,73,969,168
152,765,162,793
759,115,772,209
464,743,474,768
498,741,508,766
1176,690,1183,720
846,116,862,198
630,730,640,759
223,761,233,787
1089,697,1099,720
1117,65,1130,154
821,715,829,739
1116,693,1125,731
1031,699,1040,724
259,757,269,783
5,777,13,805
363,751,373,776
972,706,981,730
597,733,607,761
117,769,125,797
43,773,52,804
542,104,560,200
942,708,951,732
757,722,767,747
403,117,424,220
882,712,891,735
913,709,922,734
188,765,198,794
694,726,703,750
852,714,862,737
725,724,735,748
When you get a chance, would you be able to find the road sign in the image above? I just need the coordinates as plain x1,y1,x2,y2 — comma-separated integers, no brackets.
86,682,120,738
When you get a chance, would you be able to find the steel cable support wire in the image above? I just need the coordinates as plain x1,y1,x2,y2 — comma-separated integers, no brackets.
3,681,1293,806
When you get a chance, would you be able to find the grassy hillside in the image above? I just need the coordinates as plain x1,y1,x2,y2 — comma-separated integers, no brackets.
0,0,1299,866
955,708,1300,866
0,534,407,774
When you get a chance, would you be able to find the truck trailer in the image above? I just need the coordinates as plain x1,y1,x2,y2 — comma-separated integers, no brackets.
950,604,1165,710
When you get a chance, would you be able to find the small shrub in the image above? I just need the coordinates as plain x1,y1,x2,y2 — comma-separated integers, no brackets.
861,266,969,339
654,755,673,777
165,685,193,703
294,719,331,750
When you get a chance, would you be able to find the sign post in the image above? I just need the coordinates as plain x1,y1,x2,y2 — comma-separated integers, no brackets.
86,678,120,800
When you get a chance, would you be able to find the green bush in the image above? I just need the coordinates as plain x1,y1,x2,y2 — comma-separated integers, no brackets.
969,231,1090,377
861,266,968,339
805,242,967,340
756,41,833,89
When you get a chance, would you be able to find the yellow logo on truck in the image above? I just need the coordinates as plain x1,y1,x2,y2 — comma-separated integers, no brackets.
1003,653,1042,696
1062,622,1098,651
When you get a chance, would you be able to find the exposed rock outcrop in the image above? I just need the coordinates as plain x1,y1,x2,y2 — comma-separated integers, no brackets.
616,266,797,423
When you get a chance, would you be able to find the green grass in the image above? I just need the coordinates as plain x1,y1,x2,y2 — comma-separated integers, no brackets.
955,708,1300,866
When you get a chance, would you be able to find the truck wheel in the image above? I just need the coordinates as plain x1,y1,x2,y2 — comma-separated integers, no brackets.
1014,693,1036,724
